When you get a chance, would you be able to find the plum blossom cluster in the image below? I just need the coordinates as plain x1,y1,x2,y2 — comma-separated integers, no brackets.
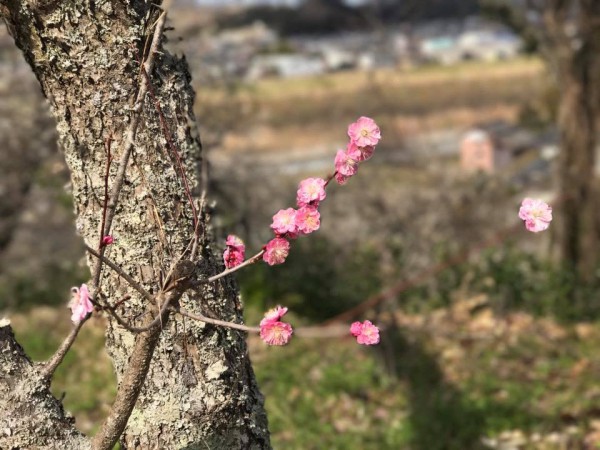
69,283,93,323
262,116,381,266
264,178,325,265
259,306,293,346
218,117,383,346
519,198,552,233
334,116,381,185
350,320,380,345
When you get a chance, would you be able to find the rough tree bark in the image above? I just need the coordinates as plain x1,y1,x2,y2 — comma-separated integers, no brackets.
0,1,270,449
546,1,600,280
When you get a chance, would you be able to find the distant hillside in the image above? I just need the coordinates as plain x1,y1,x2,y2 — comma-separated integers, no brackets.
215,0,480,36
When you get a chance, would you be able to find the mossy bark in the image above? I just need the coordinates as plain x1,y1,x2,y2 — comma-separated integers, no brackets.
0,1,270,448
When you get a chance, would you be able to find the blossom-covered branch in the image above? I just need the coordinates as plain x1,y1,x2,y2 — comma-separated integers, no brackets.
217,116,383,346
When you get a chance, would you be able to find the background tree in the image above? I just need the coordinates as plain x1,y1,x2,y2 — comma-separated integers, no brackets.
482,0,600,280
0,1,270,449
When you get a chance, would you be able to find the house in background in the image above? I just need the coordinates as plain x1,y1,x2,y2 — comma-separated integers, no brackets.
246,54,326,80
460,129,509,173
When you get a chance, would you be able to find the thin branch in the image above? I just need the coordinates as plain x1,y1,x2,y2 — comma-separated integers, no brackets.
98,137,113,250
91,312,165,450
101,292,174,334
101,11,167,242
206,250,265,284
85,245,155,304
293,324,351,338
141,63,199,231
87,10,166,305
41,317,87,379
324,171,337,187
175,307,259,333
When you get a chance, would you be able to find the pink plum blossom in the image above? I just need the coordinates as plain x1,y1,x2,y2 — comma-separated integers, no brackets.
260,320,293,346
69,284,93,323
225,234,245,251
101,235,114,246
348,116,381,147
518,198,552,233
260,305,289,326
350,320,380,345
260,306,293,345
334,172,350,185
347,141,375,162
263,237,290,265
296,177,327,207
271,208,298,235
223,234,245,268
334,149,360,177
295,206,320,235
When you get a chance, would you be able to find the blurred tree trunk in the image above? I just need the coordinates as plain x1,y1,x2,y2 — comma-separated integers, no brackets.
0,1,270,449
545,1,600,280
483,0,600,280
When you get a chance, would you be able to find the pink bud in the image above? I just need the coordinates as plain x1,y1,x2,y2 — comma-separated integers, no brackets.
224,234,245,268
101,235,114,246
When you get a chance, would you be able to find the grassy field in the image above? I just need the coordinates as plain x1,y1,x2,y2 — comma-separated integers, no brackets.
196,58,546,154
9,295,600,449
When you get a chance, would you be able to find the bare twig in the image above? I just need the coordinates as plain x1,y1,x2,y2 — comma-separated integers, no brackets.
140,63,199,231
206,250,265,284
41,317,88,379
324,171,337,187
91,311,165,450
175,307,371,340
101,11,167,243
175,307,259,333
293,324,351,338
102,296,172,334
92,266,193,450
98,137,113,250
89,13,166,303
85,245,155,304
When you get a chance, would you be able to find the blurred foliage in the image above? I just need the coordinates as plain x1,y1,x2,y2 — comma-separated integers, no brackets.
0,261,89,311
239,237,383,320
517,82,560,130
471,245,600,323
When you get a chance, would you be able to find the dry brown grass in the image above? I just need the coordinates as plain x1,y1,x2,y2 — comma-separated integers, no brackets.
197,58,544,155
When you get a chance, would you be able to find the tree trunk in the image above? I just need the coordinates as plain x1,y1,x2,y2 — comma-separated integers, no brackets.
553,2,600,281
0,321,89,449
0,1,270,448
557,62,598,279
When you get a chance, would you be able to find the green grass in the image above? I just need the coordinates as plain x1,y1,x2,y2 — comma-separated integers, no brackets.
6,281,600,448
